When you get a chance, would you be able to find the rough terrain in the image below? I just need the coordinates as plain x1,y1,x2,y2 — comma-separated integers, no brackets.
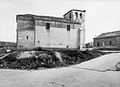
0,53,120,87
0,49,106,69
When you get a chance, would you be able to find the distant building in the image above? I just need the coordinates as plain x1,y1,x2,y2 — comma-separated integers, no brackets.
85,42,93,48
0,41,16,48
16,9,86,50
94,30,120,49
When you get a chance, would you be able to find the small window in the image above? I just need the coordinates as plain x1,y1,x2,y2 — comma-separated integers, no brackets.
80,13,82,18
69,13,71,19
26,36,28,40
46,23,50,29
109,41,112,46
38,41,40,44
67,25,70,31
75,12,78,18
97,42,99,47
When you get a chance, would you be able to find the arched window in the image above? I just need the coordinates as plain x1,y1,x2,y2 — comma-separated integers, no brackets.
75,12,78,18
80,13,82,18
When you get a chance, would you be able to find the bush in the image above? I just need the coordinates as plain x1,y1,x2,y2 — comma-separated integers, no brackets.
0,50,108,70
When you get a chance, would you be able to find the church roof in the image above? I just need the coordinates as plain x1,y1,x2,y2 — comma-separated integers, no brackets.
16,14,80,24
63,9,86,17
95,30,120,39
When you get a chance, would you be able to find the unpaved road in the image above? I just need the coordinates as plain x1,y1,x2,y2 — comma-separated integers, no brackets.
0,53,120,87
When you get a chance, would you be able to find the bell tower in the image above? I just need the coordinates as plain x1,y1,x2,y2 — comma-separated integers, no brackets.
63,9,85,23
63,9,86,50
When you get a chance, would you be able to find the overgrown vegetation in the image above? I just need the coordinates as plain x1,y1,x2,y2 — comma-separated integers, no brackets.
0,48,108,70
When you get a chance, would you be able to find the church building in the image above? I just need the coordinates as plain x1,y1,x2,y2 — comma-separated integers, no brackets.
16,9,86,50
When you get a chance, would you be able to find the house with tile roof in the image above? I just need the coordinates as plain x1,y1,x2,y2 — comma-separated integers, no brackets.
93,30,120,49
16,9,86,50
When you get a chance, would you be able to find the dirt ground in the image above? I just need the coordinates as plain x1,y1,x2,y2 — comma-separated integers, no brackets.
0,53,120,87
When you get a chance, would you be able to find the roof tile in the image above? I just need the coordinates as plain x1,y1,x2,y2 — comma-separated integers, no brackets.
95,30,120,38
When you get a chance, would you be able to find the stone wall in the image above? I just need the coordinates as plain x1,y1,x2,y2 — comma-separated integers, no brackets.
64,11,73,21
94,37,118,48
72,11,85,23
17,20,34,30
17,30,35,48
16,19,85,49
35,21,79,49
17,19,35,48
36,20,75,29
16,12,85,50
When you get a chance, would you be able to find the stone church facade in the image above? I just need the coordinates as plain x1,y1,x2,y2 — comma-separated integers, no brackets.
16,9,86,50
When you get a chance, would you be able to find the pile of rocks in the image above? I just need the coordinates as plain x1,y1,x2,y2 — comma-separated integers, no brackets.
0,49,107,70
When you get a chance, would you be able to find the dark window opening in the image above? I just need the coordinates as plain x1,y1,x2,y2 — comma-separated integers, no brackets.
97,42,99,47
26,36,28,40
38,41,40,44
66,45,69,48
69,13,71,19
80,13,82,18
67,25,70,31
46,23,50,29
109,41,112,46
75,12,78,18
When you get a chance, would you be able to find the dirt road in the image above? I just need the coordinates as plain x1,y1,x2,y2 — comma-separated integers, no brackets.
0,53,120,87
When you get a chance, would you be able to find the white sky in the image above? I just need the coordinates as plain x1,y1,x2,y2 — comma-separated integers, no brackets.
0,0,120,43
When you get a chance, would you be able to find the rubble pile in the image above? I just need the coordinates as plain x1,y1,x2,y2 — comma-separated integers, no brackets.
0,50,62,69
60,50,106,65
0,49,107,70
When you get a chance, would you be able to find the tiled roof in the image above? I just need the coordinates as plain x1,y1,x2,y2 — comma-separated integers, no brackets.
63,9,86,17
95,30,120,39
16,14,80,24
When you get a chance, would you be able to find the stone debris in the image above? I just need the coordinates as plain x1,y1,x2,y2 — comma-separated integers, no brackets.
0,49,107,70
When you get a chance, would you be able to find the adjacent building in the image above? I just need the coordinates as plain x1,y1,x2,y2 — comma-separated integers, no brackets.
94,30,120,49
85,42,93,48
16,9,86,50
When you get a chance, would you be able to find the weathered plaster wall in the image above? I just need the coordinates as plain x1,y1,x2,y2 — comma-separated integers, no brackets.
35,25,78,49
17,20,34,30
35,20,75,29
17,19,35,48
16,10,85,50
17,30,35,48
35,19,85,49
74,23,85,49
72,11,85,49
63,11,73,21
94,37,118,48
116,37,120,48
